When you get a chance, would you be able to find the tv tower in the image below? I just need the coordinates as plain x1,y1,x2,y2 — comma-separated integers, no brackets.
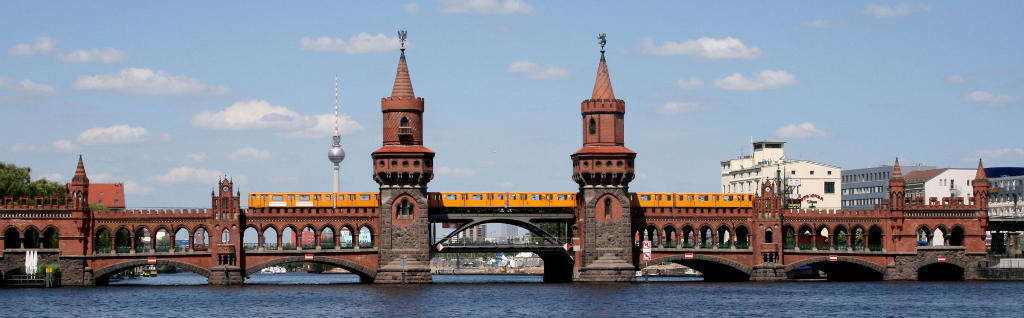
327,74,346,202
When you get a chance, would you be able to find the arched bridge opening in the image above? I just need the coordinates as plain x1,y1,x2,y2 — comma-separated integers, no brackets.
92,260,211,285
783,257,886,281
643,255,752,282
917,262,965,281
430,219,574,283
244,256,376,283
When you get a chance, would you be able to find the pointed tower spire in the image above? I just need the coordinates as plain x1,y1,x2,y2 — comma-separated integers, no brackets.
73,154,88,184
391,30,414,98
591,33,615,100
975,158,987,179
892,157,903,179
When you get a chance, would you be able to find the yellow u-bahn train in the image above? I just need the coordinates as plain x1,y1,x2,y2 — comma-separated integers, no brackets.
248,191,752,209
630,192,753,208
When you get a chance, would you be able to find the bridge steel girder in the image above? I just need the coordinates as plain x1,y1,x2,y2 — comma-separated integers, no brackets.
430,211,573,246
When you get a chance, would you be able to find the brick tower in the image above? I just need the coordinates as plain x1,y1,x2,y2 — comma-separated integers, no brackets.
571,36,637,282
372,37,434,283
209,177,243,285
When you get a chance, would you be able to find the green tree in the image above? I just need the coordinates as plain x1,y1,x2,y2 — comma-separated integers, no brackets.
0,162,67,200
854,229,865,247
96,230,111,249
785,228,795,245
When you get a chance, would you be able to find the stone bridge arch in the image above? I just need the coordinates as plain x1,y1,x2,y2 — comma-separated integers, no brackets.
784,256,886,281
93,259,211,285
643,254,752,281
244,256,376,283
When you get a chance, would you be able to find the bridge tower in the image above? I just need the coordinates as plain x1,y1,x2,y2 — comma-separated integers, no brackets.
208,177,243,285
571,38,637,282
371,39,435,283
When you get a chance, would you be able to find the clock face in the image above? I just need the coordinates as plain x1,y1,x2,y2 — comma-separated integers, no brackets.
222,186,229,192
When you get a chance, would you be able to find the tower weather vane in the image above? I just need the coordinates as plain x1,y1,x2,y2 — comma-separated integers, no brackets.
598,33,607,52
398,30,408,50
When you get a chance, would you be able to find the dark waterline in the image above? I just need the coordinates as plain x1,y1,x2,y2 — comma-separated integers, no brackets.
3,273,1023,317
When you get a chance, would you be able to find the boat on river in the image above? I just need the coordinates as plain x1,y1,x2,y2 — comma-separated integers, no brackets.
261,266,286,274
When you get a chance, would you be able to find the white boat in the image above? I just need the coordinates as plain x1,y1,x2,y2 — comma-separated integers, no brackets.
260,266,286,274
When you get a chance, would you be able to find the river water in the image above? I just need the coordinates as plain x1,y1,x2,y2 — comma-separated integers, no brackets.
2,273,1023,317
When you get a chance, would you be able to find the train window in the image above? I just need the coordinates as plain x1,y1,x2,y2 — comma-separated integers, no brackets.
723,195,733,201
557,194,567,200
655,195,661,200
462,194,468,200
678,195,685,201
471,194,483,200
288,195,295,201
446,194,457,200
349,195,356,201
272,195,284,201
325,195,331,201
713,196,718,201
641,195,651,200
360,195,371,201
487,194,493,200
531,194,542,200
299,195,310,201
698,195,708,201
547,194,552,200
688,195,694,201
261,195,267,201
497,195,504,200
511,194,517,200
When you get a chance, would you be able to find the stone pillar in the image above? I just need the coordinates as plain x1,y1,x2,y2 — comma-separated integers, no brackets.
575,189,634,282
376,188,431,284
1008,233,1021,257
208,265,244,285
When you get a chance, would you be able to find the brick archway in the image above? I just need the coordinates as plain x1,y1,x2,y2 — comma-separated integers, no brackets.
93,259,211,281
783,256,887,276
643,254,752,281
244,256,376,282
437,219,561,244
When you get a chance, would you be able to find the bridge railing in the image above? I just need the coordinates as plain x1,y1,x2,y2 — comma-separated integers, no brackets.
441,237,569,246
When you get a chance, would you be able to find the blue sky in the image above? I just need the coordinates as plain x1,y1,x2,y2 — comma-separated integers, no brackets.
2,1,1022,208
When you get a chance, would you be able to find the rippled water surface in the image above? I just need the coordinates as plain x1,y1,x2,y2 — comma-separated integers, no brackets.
2,273,1023,317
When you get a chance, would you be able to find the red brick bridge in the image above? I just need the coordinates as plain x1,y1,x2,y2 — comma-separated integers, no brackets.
0,45,998,285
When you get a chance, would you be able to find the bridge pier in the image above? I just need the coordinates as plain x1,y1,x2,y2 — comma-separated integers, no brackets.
208,266,244,285
750,264,786,281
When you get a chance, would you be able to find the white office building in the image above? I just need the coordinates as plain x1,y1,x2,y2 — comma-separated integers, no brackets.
721,141,842,209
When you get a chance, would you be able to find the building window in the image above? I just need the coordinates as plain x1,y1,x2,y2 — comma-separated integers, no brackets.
604,198,612,219
810,170,815,175
589,118,596,135
825,182,835,194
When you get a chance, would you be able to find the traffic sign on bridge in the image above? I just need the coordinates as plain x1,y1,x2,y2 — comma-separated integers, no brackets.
147,257,157,264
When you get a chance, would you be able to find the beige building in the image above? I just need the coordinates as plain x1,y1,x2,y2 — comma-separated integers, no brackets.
721,141,842,209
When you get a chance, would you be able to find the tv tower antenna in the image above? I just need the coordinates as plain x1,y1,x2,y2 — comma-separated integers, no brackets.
327,74,346,204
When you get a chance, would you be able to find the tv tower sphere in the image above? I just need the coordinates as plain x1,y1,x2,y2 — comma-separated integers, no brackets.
328,135,345,164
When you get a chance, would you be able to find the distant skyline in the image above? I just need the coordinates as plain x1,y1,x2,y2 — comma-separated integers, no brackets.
2,1,1022,207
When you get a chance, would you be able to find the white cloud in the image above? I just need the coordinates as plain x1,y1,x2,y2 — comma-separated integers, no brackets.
636,172,649,181
150,166,226,184
675,77,703,89
123,180,154,195
436,166,476,177
184,152,208,164
227,147,272,161
87,172,116,183
714,70,797,91
9,139,79,153
655,101,710,115
9,37,57,56
52,139,79,152
863,3,930,18
964,90,1015,107
35,173,66,183
300,33,403,54
283,113,364,139
14,80,57,96
440,0,533,15
73,67,227,96
639,37,763,59
497,181,514,188
507,60,570,80
57,48,126,63
945,75,968,83
775,122,827,138
77,125,159,145
976,148,1024,161
402,3,420,13
193,100,363,138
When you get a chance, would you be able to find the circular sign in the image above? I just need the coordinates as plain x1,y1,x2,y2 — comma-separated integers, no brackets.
563,243,571,251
